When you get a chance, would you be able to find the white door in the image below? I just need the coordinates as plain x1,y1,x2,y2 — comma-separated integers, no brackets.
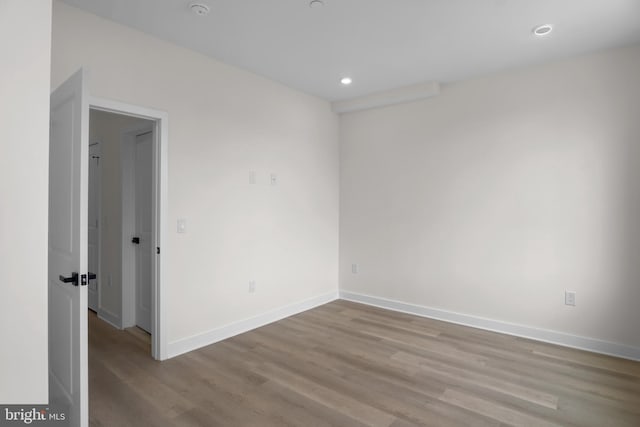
134,131,153,333
49,69,88,427
88,143,100,312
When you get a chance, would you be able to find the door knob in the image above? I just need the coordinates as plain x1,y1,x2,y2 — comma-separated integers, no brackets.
132,237,140,244
59,272,79,287
88,272,97,281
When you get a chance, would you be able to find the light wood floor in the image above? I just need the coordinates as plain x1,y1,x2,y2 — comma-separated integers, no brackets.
89,301,640,426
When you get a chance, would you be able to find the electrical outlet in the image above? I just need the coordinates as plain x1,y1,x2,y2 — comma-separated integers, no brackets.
351,264,358,274
249,281,256,293
565,290,576,306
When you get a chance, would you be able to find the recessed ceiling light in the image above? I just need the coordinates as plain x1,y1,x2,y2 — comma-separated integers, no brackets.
310,0,325,8
190,3,210,16
340,77,353,85
533,24,553,36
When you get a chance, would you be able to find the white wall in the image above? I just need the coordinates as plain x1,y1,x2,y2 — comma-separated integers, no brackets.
51,1,339,353
0,0,51,403
89,110,151,326
340,45,640,351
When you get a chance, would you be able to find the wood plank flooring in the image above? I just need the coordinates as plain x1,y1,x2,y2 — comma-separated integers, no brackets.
88,300,640,426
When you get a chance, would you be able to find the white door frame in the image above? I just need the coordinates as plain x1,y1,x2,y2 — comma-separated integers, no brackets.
89,96,168,361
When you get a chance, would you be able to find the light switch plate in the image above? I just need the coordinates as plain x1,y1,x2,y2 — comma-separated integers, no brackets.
565,290,576,306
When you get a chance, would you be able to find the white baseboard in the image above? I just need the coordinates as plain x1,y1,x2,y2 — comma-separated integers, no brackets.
339,290,640,362
163,288,640,362
98,308,122,330
167,291,339,359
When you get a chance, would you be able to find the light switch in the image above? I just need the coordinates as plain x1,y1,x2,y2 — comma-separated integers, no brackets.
177,218,187,233
565,290,576,306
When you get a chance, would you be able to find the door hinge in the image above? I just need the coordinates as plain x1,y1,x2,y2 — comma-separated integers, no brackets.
156,247,160,255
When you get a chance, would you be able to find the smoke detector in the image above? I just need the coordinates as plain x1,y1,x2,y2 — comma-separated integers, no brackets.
533,24,553,36
190,3,210,16
310,0,325,8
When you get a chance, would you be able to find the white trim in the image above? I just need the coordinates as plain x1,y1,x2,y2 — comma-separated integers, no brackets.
331,81,440,114
96,297,120,328
89,97,167,124
97,308,122,330
339,291,640,362
167,291,339,359
89,96,169,360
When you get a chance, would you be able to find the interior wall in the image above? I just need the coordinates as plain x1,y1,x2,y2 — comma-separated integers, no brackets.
0,0,52,403
89,110,151,327
51,1,339,351
340,45,640,350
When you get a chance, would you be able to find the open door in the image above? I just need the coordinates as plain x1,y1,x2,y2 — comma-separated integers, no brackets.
49,69,89,427
134,129,153,333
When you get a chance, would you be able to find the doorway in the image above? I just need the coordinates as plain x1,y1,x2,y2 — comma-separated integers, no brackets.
87,98,168,360
49,70,169,426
